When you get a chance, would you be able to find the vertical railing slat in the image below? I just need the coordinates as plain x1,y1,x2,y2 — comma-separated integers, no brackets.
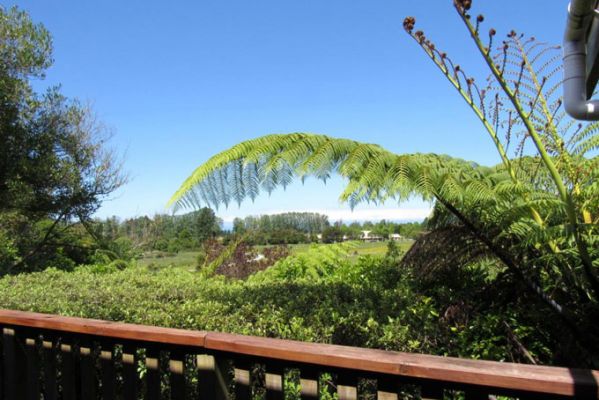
197,354,216,400
122,344,138,400
376,377,399,400
0,327,3,400
60,342,78,400
420,384,444,400
145,347,161,400
42,339,59,400
170,350,186,400
299,368,319,400
99,345,116,400
25,336,41,400
336,373,358,400
264,364,284,400
2,329,26,400
214,356,233,400
234,358,251,400
464,389,490,400
80,344,97,400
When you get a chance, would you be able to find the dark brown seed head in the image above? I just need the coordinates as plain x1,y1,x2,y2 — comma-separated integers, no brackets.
403,16,416,32
477,14,484,22
454,0,472,12
489,28,496,36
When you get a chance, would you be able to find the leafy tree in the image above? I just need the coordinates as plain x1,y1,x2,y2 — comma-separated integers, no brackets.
321,226,344,244
233,217,246,235
386,240,403,261
92,208,222,253
0,6,126,273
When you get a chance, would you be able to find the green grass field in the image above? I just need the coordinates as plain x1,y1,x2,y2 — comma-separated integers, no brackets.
138,240,414,270
137,251,200,269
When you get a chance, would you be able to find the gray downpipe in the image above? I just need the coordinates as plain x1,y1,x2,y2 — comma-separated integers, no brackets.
563,0,599,120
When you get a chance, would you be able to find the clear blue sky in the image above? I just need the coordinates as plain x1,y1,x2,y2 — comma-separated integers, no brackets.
7,0,567,222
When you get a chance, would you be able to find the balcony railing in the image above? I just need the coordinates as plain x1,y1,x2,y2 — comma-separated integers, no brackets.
0,309,597,399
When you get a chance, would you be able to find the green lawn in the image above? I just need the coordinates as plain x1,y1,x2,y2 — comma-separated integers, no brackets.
138,240,414,270
137,251,200,269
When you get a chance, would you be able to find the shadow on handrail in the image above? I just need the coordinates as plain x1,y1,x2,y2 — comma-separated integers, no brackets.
570,367,599,399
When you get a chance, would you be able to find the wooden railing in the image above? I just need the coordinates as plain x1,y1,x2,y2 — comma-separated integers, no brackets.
0,309,597,399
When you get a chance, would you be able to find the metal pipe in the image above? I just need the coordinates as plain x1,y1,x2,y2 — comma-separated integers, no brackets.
563,0,599,120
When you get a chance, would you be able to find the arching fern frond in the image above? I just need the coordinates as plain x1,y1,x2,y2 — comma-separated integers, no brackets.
168,133,482,212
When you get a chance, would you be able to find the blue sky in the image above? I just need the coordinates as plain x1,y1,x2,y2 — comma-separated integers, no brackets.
7,0,567,222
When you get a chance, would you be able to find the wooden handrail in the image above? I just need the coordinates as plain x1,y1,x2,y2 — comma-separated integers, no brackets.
0,308,207,347
0,309,597,398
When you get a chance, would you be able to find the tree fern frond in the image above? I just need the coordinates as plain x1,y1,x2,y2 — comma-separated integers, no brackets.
573,135,599,156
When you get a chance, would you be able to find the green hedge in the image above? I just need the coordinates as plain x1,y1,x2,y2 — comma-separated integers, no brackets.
0,249,441,353
0,244,551,363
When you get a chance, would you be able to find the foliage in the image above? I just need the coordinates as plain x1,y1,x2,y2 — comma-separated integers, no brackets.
200,238,290,279
385,240,403,262
231,213,423,245
168,1,598,367
321,226,343,243
233,212,330,235
0,247,554,364
92,208,222,253
0,6,125,274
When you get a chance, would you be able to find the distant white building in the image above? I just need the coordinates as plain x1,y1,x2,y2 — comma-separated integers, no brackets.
360,230,384,242
389,233,402,241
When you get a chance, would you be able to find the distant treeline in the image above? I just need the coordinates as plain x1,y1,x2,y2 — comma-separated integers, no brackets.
94,208,222,253
94,210,425,252
230,212,424,245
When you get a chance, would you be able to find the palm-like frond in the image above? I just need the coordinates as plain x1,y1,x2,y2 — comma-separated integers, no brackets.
168,133,487,212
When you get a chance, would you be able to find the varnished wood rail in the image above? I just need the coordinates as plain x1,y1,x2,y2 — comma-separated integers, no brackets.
0,309,597,399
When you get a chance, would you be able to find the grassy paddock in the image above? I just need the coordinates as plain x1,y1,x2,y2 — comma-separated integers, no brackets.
139,240,414,269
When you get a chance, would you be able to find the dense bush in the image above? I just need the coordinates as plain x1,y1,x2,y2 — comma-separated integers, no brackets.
0,245,552,364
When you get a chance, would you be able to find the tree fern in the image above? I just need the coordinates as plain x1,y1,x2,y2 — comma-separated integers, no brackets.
170,0,599,365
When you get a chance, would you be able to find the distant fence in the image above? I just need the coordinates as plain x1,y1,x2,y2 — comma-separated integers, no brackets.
0,309,597,399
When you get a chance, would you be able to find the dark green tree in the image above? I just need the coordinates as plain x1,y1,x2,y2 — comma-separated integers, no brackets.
321,226,343,244
0,6,126,273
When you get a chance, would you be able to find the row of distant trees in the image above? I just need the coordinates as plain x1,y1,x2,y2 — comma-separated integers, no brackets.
230,212,424,245
93,208,222,254
82,211,425,259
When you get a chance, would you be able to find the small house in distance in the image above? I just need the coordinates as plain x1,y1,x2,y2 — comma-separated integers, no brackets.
389,233,402,241
360,230,384,242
